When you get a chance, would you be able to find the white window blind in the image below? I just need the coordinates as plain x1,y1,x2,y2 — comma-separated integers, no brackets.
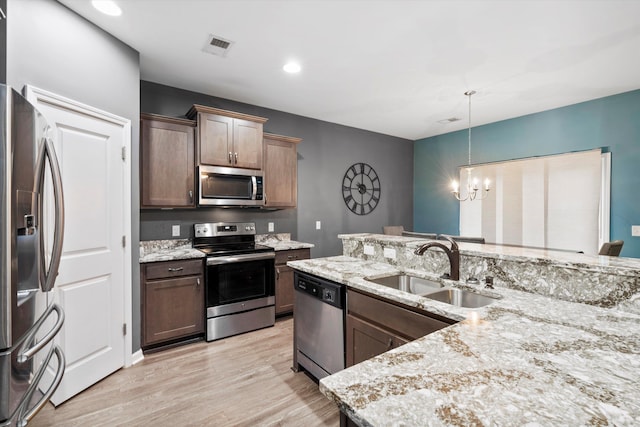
459,149,607,254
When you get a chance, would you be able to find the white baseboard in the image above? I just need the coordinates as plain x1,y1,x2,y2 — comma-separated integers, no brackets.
130,349,144,366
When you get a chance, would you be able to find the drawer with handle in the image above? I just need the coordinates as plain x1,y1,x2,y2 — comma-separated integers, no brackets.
276,248,310,265
144,259,204,280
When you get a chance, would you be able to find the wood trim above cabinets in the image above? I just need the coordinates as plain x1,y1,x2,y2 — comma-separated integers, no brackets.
186,104,268,124
140,112,196,127
262,132,302,145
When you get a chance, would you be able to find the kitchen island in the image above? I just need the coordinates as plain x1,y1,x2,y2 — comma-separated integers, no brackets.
288,236,640,426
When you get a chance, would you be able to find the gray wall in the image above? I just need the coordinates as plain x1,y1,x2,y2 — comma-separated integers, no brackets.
141,81,414,257
0,0,5,84
7,0,141,350
5,0,412,355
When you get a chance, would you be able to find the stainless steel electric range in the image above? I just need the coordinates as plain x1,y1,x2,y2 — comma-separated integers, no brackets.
193,222,276,341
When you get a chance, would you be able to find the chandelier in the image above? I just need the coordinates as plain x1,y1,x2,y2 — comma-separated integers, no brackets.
451,90,490,201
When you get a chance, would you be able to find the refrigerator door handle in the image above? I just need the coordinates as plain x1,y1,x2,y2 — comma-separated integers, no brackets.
17,303,64,363
34,137,65,292
15,345,65,427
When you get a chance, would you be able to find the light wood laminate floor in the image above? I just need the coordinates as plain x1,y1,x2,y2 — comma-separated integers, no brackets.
31,317,339,426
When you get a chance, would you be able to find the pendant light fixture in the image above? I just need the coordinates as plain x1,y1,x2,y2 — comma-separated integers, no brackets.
451,90,490,201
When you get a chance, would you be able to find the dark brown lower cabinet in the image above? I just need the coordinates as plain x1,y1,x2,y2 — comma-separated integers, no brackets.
346,289,456,367
142,259,204,349
275,264,295,315
346,314,409,366
275,248,310,315
340,412,359,427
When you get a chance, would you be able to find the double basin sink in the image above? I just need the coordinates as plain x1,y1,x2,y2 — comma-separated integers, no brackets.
365,274,497,308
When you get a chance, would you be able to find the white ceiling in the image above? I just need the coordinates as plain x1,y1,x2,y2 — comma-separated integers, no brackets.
58,0,640,140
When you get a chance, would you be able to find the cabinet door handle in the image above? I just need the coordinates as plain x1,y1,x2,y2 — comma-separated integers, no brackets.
167,267,184,272
276,268,280,280
287,255,293,260
228,152,233,163
188,190,193,202
196,278,200,287
387,338,393,349
234,152,238,164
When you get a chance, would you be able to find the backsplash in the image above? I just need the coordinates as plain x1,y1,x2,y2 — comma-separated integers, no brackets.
340,234,640,315
255,233,291,243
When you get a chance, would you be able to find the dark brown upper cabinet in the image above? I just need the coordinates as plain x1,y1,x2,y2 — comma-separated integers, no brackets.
263,133,302,208
186,105,268,170
140,113,196,208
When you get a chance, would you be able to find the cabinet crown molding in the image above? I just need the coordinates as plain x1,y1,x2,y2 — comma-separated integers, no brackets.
263,132,302,144
186,104,268,124
140,112,196,127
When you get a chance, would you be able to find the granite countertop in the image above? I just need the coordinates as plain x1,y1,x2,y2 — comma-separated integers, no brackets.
339,233,640,277
255,233,315,251
139,239,205,263
287,256,640,426
139,234,314,263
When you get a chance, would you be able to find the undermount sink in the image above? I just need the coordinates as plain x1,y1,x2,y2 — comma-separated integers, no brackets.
365,274,498,309
424,288,497,308
365,274,443,295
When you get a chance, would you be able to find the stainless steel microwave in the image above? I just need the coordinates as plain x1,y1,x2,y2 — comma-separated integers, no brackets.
198,165,264,206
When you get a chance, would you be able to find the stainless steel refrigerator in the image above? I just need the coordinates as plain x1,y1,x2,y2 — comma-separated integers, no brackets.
1,84,66,426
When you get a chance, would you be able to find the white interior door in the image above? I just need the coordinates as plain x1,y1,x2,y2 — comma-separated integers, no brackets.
25,86,132,405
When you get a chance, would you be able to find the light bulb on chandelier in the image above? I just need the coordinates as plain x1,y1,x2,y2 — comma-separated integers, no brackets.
451,90,490,201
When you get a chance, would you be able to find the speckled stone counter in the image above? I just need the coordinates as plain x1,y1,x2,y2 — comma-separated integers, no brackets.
255,233,314,251
287,256,640,426
139,235,314,263
139,239,205,263
339,233,640,314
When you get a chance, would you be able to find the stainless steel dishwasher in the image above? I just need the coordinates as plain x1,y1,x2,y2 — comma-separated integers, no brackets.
294,271,345,380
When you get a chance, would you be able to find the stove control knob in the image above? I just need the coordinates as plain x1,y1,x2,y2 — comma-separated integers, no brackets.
245,226,250,231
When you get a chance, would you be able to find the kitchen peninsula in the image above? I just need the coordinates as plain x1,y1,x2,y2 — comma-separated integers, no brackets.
288,234,640,426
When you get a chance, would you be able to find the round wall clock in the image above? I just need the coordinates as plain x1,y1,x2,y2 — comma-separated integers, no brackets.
342,162,381,215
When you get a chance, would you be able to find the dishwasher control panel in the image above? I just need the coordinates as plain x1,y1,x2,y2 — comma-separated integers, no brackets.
294,272,344,309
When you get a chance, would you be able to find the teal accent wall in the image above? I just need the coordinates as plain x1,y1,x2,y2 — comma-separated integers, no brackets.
414,89,640,258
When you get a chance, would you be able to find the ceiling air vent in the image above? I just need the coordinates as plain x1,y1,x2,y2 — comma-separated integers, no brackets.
202,34,234,57
437,117,461,124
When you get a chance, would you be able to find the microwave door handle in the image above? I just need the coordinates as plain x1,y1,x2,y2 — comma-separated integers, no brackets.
251,175,257,200
34,137,65,292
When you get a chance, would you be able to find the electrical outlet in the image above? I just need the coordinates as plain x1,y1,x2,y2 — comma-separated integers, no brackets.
316,221,321,230
268,222,274,232
383,247,396,260
172,225,180,237
632,225,640,237
364,244,375,255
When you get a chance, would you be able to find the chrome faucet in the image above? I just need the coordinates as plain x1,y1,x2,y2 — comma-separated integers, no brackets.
414,234,460,281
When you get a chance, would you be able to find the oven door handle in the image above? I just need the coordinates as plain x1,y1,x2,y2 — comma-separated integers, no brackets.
206,252,275,265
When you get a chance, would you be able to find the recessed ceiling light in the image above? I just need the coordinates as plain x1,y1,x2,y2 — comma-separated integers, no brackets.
92,0,122,16
283,62,301,74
